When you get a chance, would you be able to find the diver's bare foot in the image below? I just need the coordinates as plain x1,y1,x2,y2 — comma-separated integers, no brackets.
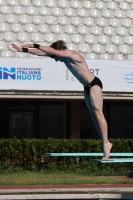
102,142,113,160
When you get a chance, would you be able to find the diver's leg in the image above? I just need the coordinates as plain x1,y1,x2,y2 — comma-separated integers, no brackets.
84,86,112,160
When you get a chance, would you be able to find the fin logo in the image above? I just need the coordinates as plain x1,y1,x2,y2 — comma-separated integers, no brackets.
124,72,133,84
0,67,16,79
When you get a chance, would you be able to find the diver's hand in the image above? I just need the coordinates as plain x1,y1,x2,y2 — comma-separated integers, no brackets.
11,43,22,52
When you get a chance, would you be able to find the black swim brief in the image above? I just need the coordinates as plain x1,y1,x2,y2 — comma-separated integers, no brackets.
84,76,103,95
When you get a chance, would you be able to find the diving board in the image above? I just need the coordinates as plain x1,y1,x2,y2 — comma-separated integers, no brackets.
43,153,133,157
89,158,133,163
43,152,133,163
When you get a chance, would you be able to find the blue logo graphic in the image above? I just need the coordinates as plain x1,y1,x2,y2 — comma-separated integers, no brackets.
124,72,133,84
0,67,42,81
0,67,16,79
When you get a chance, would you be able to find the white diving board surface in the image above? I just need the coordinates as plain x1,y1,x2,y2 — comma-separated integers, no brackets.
89,158,133,163
43,153,133,157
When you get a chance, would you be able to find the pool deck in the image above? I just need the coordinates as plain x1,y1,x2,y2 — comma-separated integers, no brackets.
0,177,133,199
0,183,133,194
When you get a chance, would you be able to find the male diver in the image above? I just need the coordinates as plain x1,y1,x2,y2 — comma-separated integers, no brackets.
12,40,112,160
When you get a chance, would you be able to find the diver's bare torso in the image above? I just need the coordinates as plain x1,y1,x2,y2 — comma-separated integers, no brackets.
64,52,94,86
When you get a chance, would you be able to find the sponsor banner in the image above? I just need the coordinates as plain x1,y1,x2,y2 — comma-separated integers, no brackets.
0,57,132,92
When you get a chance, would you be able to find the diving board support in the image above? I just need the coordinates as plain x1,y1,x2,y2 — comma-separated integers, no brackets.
89,158,133,163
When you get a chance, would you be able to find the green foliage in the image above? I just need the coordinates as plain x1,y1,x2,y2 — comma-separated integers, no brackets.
0,138,132,175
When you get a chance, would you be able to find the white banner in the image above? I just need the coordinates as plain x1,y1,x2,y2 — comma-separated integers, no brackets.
0,57,133,92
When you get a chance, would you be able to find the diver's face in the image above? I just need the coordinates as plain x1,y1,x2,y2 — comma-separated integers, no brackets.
54,56,64,62
57,57,64,62
54,57,58,62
